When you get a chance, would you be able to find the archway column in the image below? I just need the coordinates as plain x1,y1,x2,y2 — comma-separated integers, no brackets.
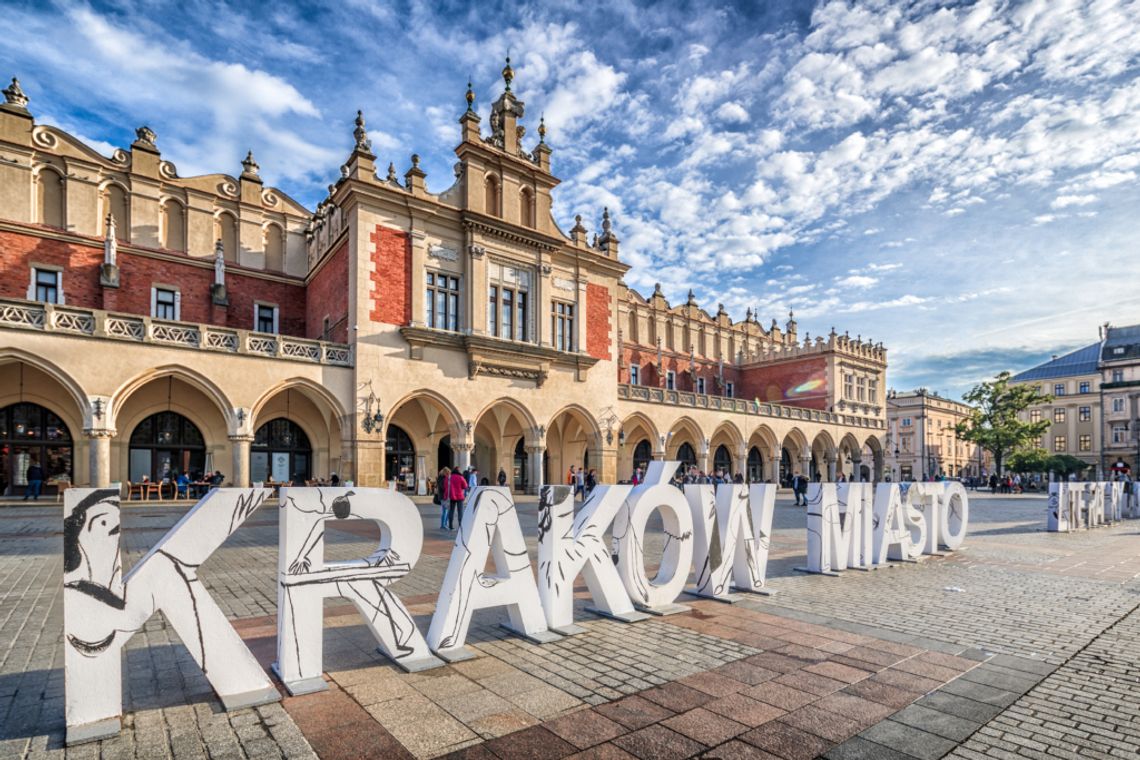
733,443,746,478
452,442,473,472
653,436,666,460
85,428,114,487
769,448,781,483
826,452,836,482
698,439,710,475
415,449,429,495
850,454,863,482
229,434,253,487
800,454,813,481
526,444,545,495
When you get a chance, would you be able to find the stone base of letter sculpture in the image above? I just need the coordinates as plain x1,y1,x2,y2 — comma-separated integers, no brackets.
685,483,779,601
613,462,694,616
63,488,280,745
427,487,561,662
274,488,444,696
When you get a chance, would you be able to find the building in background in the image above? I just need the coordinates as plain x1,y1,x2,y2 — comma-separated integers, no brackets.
1010,324,1140,479
885,389,988,481
0,69,887,496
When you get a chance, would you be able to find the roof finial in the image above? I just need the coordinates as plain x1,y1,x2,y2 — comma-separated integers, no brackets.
387,162,398,182
353,110,372,152
241,150,259,178
538,114,546,143
3,77,28,109
502,55,514,91
602,206,612,233
465,78,475,112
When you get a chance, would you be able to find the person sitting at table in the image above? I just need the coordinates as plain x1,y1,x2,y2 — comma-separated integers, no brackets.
291,472,306,487
209,471,224,487
176,471,190,498
330,473,340,486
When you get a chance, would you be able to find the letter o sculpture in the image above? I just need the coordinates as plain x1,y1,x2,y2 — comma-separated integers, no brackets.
940,482,969,550
616,480,695,609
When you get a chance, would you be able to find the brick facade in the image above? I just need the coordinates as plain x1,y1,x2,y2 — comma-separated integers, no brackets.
622,346,738,394
736,356,830,410
586,283,611,361
305,241,349,341
369,225,411,326
0,227,306,336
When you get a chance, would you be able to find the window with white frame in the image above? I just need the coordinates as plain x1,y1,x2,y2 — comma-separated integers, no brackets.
697,377,706,394
869,378,878,404
1112,424,1128,444
1112,370,1124,383
629,365,639,385
666,370,676,390
1053,435,1066,452
1079,406,1091,421
856,376,867,402
255,303,279,334
843,373,854,399
1054,383,1065,396
1112,397,1126,413
901,417,912,427
725,381,734,398
487,263,530,341
1079,381,1090,394
551,301,574,351
1030,409,1042,423
1079,434,1091,451
1054,408,1066,424
151,287,180,321
30,267,62,304
426,271,460,331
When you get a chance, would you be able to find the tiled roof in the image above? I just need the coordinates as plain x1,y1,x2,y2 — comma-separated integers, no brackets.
1102,324,1140,362
1012,343,1101,382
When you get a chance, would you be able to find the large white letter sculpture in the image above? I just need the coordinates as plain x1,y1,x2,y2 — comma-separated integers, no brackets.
1048,482,1116,532
803,483,875,574
427,487,556,660
64,488,279,744
613,461,694,614
905,483,969,554
536,484,648,633
872,483,925,563
686,483,778,598
275,488,441,695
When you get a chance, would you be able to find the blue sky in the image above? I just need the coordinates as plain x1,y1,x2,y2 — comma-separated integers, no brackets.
3,0,1140,398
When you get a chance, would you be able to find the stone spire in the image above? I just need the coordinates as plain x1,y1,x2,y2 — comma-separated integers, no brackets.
241,150,260,181
2,77,29,111
353,110,373,155
597,207,619,257
502,55,514,92
488,56,525,153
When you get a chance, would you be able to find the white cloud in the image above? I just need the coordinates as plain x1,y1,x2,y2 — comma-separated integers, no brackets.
835,275,878,288
1051,193,1098,209
1033,213,1056,224
715,101,749,123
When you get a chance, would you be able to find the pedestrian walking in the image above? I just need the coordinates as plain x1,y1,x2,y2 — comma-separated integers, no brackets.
435,467,450,529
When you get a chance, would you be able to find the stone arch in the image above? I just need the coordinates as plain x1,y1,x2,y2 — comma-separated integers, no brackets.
214,209,238,262
264,221,285,271
33,164,65,229
811,430,837,481
666,416,702,467
99,179,130,240
383,389,465,485
484,173,501,217
160,196,186,252
708,420,745,477
837,432,862,480
546,404,602,487
780,427,810,486
250,379,348,482
863,434,885,482
0,349,89,425
618,411,660,481
472,398,538,490
111,366,235,433
519,186,535,228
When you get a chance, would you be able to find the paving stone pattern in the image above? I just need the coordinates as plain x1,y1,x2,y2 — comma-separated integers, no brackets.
1,493,1138,759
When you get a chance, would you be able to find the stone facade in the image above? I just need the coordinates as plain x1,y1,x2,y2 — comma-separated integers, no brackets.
0,70,887,496
885,390,987,481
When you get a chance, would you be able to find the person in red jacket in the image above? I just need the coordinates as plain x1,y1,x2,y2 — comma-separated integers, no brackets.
446,468,468,530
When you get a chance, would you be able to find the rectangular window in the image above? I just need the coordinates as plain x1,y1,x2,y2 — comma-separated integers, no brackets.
426,271,460,331
487,263,531,341
1079,406,1091,421
1113,370,1124,383
629,365,639,385
1113,398,1126,413
1053,435,1066,452
1054,383,1065,396
843,374,854,399
33,268,60,303
856,376,867,402
1113,424,1128,444
152,287,178,320
666,371,676,391
255,304,278,334
551,301,575,351
725,381,734,398
697,377,706,394
901,417,912,427
869,379,878,404
1079,434,1091,451
1079,381,1090,394
1029,409,1042,423
1054,408,1065,424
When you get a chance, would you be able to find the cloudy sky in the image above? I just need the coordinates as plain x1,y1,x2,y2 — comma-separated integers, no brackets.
3,0,1139,397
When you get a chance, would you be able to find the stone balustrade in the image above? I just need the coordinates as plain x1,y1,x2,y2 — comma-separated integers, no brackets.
0,297,353,367
618,383,885,429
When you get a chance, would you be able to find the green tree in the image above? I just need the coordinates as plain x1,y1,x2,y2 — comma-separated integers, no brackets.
955,371,1052,475
1046,454,1090,478
1007,447,1050,473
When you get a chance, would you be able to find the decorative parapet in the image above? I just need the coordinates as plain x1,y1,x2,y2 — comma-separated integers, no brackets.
617,384,885,430
0,298,353,367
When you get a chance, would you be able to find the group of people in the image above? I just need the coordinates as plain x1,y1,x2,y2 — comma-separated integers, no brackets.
434,466,485,530
566,466,598,500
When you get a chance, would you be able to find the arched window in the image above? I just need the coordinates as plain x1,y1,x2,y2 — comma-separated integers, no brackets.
161,199,186,252
251,418,311,483
780,447,793,487
215,212,238,262
512,438,528,491
676,442,697,478
714,444,732,476
747,446,764,483
520,187,535,228
129,411,205,482
0,402,73,496
484,174,501,217
35,167,65,229
102,183,129,241
633,439,652,477
264,224,284,271
385,424,415,491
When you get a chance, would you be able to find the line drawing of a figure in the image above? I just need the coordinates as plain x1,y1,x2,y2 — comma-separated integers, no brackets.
277,488,436,687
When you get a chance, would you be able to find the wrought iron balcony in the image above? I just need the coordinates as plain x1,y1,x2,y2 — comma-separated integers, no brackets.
0,297,353,367
617,383,885,429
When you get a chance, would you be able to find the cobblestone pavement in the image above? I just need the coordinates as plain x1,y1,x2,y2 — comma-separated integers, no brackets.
1,491,1138,758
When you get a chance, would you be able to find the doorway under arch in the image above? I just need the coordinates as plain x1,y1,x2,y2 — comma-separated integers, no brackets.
251,418,311,483
0,402,73,496
713,444,732,476
747,446,764,483
129,411,205,482
386,424,415,491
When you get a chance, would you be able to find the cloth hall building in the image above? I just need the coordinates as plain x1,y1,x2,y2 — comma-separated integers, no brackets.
0,69,888,497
